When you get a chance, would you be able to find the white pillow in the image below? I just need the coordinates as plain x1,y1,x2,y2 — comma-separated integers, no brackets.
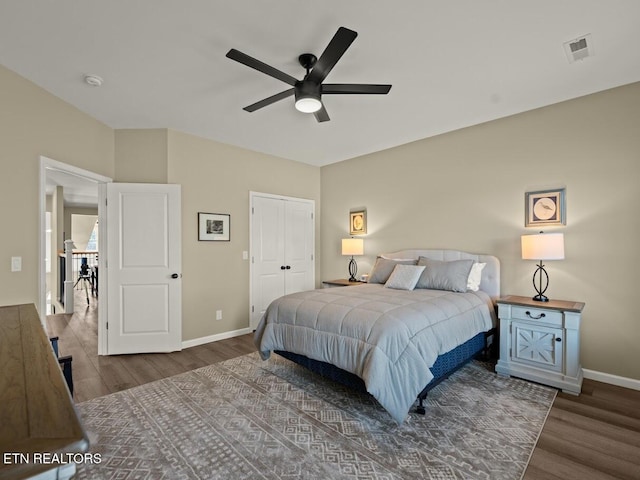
384,264,426,290
467,262,486,291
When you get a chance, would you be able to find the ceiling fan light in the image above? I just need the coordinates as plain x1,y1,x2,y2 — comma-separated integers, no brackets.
295,96,322,113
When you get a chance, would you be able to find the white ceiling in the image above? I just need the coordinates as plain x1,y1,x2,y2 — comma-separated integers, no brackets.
2,1,640,169
45,169,99,208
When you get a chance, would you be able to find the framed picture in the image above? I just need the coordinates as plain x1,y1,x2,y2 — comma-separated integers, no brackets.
198,212,230,241
525,188,566,227
349,209,367,235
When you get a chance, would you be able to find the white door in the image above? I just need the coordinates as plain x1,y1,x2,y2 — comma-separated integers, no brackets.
251,195,286,328
106,183,182,354
284,200,315,294
250,193,314,329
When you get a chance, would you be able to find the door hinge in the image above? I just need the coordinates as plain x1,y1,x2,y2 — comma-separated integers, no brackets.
106,322,109,330
251,207,254,214
311,212,314,220
251,305,254,313
311,254,314,260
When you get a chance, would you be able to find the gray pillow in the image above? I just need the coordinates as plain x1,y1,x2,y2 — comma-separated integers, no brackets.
368,257,417,284
415,257,474,292
384,265,426,290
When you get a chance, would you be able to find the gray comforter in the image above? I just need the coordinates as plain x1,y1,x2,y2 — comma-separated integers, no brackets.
254,284,495,424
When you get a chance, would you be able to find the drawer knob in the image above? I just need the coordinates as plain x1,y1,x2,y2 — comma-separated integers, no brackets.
556,338,562,342
525,310,546,320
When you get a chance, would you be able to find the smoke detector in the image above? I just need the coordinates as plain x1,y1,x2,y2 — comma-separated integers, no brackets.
83,74,104,87
563,34,594,63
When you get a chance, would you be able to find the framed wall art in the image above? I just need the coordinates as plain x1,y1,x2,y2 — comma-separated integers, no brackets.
349,209,367,235
198,212,230,241
525,188,566,227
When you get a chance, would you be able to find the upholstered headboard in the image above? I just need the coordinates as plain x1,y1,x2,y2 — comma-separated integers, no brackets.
381,249,500,302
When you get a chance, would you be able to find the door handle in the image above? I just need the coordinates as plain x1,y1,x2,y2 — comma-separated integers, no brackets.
171,273,180,279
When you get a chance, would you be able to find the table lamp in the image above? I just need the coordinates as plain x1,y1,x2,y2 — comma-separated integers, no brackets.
521,232,564,302
342,238,364,282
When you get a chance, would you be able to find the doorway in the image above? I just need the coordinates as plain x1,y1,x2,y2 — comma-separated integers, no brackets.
40,158,183,356
39,156,112,352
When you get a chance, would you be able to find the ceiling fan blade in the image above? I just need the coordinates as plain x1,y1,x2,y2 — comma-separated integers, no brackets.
243,88,295,112
307,27,357,84
314,104,330,123
322,84,392,95
226,49,298,86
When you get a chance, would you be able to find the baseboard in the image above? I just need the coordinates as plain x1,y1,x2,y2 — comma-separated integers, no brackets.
583,368,640,391
181,327,253,349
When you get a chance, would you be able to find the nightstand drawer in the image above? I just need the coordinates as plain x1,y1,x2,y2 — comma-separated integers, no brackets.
511,306,562,326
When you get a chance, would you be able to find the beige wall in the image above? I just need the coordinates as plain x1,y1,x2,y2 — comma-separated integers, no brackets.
2,60,638,383
167,130,321,341
0,60,321,343
321,82,640,381
110,128,322,342
66,208,99,251
114,129,168,183
0,65,114,309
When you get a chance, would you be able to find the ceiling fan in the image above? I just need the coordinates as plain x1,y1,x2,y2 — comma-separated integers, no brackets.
226,27,392,122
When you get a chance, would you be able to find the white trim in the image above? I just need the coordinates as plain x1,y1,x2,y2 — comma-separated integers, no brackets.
181,327,253,349
582,368,640,392
97,184,108,355
249,190,315,204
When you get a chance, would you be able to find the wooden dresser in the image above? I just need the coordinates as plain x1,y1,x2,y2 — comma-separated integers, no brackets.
0,304,88,479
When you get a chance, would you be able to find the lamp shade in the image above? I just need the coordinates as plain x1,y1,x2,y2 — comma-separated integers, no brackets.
521,232,565,260
342,238,364,256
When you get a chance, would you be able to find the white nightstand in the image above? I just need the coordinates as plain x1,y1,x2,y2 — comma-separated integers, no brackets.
495,295,585,394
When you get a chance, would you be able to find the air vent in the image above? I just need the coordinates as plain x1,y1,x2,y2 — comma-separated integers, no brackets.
563,34,594,63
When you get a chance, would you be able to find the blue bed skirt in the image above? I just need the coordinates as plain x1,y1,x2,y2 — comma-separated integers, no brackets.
275,330,488,397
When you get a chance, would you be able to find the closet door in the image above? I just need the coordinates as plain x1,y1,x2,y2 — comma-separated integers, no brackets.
250,193,315,329
284,200,314,295
251,195,286,328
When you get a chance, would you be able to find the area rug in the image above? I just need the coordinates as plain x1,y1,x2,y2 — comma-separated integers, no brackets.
76,352,556,480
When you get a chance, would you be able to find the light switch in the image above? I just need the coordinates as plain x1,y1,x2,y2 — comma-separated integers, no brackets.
11,256,22,272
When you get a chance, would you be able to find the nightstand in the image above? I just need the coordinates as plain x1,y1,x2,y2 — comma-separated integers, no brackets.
495,295,585,394
322,279,364,288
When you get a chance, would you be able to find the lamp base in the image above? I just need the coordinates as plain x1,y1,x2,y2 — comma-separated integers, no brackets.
348,257,358,282
531,262,551,303
532,294,549,302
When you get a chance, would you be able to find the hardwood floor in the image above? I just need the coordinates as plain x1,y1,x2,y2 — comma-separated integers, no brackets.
46,292,256,403
524,380,640,480
48,292,640,479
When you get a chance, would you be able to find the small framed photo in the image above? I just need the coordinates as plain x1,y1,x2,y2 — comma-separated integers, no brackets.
198,212,230,241
525,188,566,227
349,209,367,235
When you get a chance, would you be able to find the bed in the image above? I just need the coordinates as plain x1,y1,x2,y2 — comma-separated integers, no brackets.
254,249,500,424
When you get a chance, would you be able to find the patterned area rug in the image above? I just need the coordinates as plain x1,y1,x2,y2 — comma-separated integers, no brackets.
76,352,555,480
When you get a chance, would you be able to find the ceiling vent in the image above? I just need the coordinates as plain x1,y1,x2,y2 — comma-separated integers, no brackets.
563,34,594,63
